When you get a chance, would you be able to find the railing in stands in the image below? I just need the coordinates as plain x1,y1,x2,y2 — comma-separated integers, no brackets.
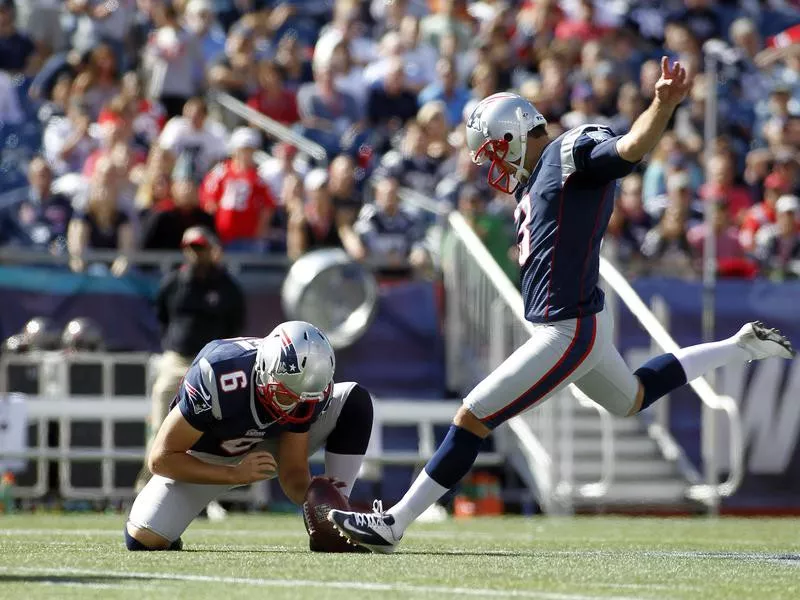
599,259,744,508
212,92,329,164
0,352,506,501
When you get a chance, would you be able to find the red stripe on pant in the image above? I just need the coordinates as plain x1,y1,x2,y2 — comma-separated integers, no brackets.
480,314,597,430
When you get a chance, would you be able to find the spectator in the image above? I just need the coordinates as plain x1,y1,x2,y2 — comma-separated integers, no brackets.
134,160,172,220
297,60,363,156
418,57,470,127
740,172,792,252
120,71,167,148
183,0,226,65
673,75,711,155
0,71,23,125
399,15,438,93
562,83,609,130
246,59,300,125
436,144,491,208
258,142,307,200
609,82,645,135
381,120,441,197
140,153,216,251
83,96,147,179
136,224,244,490
66,157,133,276
68,0,137,64
666,0,721,44
274,33,313,92
743,148,774,204
75,43,121,120
756,194,800,280
366,57,419,138
469,62,499,106
287,168,360,260
329,35,370,110
17,0,66,56
43,99,98,176
456,184,517,281
641,201,695,278
591,61,620,119
421,0,473,52
554,0,608,43
0,0,40,76
353,172,429,271
208,20,259,102
36,72,74,126
328,155,364,223
699,152,753,224
157,97,228,181
143,1,204,119
688,203,753,279
200,127,275,252
607,173,653,264
417,100,453,162
647,170,705,225
0,157,73,252
316,0,379,69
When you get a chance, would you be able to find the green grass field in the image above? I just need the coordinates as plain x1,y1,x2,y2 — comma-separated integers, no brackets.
1,513,799,599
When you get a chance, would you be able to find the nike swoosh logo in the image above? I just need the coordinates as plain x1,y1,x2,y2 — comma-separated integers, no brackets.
341,519,367,537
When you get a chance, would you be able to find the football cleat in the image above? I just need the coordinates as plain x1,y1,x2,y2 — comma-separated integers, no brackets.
735,321,795,361
328,500,403,554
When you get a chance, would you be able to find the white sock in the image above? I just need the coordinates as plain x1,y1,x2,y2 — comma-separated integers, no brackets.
387,470,448,533
324,452,364,498
673,336,750,382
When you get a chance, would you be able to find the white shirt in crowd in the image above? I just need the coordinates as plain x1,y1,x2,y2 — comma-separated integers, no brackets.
157,116,228,177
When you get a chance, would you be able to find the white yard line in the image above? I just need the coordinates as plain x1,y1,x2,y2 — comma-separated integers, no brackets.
0,566,646,600
28,581,145,591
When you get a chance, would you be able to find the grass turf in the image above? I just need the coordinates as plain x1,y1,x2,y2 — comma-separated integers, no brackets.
0,513,799,599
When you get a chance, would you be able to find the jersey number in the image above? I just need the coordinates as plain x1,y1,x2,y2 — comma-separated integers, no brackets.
220,370,247,392
220,180,252,211
514,193,534,266
219,437,262,455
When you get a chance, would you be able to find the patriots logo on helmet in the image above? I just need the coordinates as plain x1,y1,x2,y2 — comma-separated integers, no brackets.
276,329,301,375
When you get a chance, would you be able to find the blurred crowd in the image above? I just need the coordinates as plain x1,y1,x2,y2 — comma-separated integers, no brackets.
0,0,799,281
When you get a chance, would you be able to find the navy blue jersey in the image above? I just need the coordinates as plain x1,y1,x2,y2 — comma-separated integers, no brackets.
515,125,638,323
171,337,326,457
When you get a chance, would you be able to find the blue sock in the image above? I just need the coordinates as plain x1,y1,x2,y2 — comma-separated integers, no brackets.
633,353,688,412
425,425,484,488
124,527,183,551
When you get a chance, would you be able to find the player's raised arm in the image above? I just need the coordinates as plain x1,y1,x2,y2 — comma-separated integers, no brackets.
616,57,692,163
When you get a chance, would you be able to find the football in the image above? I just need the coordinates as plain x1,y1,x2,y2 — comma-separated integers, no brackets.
302,477,361,552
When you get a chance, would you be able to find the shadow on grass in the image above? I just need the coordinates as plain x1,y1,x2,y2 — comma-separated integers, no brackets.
0,574,140,585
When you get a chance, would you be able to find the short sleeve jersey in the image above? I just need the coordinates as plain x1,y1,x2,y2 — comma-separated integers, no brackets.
514,124,638,323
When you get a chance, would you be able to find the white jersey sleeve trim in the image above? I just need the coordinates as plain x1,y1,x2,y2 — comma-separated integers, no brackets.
559,125,592,185
198,357,222,420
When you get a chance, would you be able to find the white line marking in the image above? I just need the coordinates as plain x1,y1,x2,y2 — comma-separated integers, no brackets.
0,566,645,600
30,581,144,590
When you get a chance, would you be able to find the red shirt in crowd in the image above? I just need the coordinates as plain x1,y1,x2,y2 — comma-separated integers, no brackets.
246,89,300,125
698,183,753,223
200,160,275,244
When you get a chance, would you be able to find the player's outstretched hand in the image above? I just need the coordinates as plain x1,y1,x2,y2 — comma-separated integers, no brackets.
654,56,692,108
231,451,277,484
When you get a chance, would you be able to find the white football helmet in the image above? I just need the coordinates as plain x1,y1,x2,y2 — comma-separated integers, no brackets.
465,92,547,194
255,321,336,425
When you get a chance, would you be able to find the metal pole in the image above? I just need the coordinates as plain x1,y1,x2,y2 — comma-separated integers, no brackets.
702,49,720,515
